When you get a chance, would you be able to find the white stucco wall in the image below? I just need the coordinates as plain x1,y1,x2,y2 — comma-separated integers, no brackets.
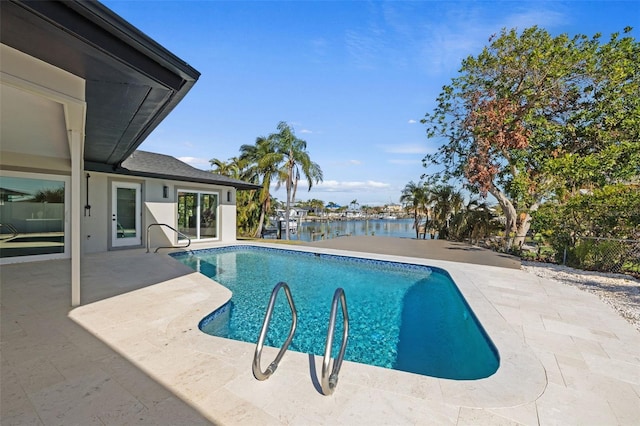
173,182,237,246
81,172,109,253
81,173,238,254
219,189,237,242
1,165,239,258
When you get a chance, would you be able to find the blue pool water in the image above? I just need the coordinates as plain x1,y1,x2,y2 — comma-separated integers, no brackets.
171,246,499,380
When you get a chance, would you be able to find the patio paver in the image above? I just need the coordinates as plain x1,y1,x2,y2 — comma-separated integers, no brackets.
1,238,639,425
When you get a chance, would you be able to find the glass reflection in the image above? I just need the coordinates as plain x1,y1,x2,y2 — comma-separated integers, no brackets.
0,176,65,258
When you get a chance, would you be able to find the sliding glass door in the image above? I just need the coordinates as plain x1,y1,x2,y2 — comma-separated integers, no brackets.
0,173,67,259
178,190,218,241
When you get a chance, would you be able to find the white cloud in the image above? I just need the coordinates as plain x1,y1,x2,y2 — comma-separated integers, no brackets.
270,178,406,206
381,143,430,155
178,156,210,169
408,119,417,124
299,129,313,134
273,179,391,193
417,5,568,75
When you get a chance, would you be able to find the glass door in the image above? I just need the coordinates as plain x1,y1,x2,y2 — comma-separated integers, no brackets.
177,190,218,240
0,173,67,260
111,182,141,247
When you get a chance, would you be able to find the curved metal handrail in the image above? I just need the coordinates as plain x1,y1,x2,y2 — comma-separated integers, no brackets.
253,282,298,381
0,223,19,239
321,288,349,395
146,223,191,253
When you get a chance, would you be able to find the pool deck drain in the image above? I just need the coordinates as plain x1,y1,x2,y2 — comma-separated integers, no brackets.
2,238,639,425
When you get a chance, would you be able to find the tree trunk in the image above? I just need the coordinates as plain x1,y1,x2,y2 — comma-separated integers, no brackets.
512,202,539,249
488,183,517,250
254,198,267,238
285,164,293,240
513,215,530,249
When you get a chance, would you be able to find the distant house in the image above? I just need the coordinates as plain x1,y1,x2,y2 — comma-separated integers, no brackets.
274,208,308,220
0,0,258,305
345,210,364,218
386,203,404,213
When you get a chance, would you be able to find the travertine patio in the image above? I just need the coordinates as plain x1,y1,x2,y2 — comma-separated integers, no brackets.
2,238,639,425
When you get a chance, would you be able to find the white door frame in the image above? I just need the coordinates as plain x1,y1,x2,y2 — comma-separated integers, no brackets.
111,181,141,247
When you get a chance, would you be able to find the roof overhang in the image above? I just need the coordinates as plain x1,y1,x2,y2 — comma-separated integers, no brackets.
0,0,200,166
85,161,261,191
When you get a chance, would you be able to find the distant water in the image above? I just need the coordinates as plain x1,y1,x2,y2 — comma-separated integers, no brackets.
277,218,428,242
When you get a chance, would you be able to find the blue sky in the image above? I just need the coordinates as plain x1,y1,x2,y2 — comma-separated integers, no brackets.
103,0,637,207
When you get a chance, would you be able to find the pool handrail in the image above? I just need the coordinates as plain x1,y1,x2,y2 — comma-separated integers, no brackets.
252,282,298,380
321,287,349,395
146,223,191,253
0,223,19,239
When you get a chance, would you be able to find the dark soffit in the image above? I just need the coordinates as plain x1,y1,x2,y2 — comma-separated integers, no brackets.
0,0,201,165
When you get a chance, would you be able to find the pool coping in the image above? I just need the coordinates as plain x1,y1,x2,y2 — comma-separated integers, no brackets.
169,243,520,380
68,241,547,423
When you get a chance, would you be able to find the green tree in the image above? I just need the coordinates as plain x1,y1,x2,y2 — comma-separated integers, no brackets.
422,27,640,249
360,204,373,217
297,199,325,215
428,185,464,239
532,184,640,268
210,156,261,237
33,188,64,203
234,122,323,239
209,157,240,178
448,198,498,244
239,136,282,237
400,181,430,238
272,122,324,240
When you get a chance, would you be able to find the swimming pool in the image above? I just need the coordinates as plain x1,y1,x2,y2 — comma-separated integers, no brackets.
172,246,499,380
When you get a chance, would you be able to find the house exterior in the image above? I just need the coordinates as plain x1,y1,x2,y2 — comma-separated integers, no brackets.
0,0,258,305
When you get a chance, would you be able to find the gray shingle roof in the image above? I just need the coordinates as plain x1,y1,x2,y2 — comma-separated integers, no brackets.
85,150,260,190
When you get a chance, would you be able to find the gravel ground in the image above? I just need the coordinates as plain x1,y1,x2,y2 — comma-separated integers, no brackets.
522,261,640,332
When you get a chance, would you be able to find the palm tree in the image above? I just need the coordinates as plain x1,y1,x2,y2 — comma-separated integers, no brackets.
272,122,323,240
239,136,281,237
464,199,497,244
210,156,263,236
298,199,325,216
428,185,464,239
400,181,429,238
209,157,240,178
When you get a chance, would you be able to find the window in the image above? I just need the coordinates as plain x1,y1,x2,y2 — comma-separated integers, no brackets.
0,173,68,259
177,190,218,240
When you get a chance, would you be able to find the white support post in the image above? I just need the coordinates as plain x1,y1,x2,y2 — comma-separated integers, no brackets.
69,129,83,306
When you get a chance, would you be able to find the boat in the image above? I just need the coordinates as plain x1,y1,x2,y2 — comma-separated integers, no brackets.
276,217,298,234
280,218,297,229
